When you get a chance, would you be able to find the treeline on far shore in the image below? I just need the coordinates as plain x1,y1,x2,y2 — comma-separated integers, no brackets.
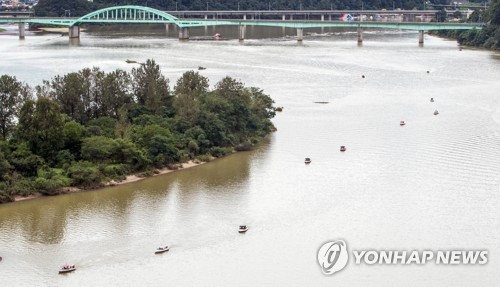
33,0,446,17
432,0,500,50
0,59,276,203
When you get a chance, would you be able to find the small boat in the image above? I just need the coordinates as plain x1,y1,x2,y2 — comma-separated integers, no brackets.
275,107,283,112
214,33,222,40
198,66,206,70
59,265,76,274
126,59,145,65
304,158,311,164
155,246,169,254
430,98,434,102
239,225,249,233
340,146,346,152
434,110,439,115
400,121,406,126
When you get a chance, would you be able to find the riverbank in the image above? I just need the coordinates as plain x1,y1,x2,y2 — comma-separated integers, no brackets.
430,25,500,51
12,160,207,203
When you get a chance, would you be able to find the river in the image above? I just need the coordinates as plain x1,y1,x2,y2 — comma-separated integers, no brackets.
0,24,499,286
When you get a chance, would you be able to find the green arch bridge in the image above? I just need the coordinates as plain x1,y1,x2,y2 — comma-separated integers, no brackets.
0,5,483,44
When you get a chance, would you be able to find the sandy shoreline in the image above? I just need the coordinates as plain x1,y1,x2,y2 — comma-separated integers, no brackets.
12,160,206,203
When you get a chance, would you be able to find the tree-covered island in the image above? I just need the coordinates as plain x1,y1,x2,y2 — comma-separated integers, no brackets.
0,60,276,203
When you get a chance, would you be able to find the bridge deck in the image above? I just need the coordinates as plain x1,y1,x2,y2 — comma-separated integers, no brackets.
0,17,483,31
0,6,483,31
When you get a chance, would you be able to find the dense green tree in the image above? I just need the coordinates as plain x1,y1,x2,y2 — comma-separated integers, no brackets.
110,139,142,165
247,87,276,134
87,116,117,138
214,76,252,140
131,59,172,115
80,67,105,121
174,71,209,125
184,126,211,153
130,124,173,149
46,73,85,123
17,97,65,161
0,75,23,140
9,143,45,177
115,107,130,139
0,151,12,182
102,70,134,118
81,136,116,162
63,121,86,157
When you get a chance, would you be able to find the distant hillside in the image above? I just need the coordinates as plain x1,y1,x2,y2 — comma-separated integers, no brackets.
34,0,451,17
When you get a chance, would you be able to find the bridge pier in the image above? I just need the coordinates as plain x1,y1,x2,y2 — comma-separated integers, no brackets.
243,14,247,20
239,25,246,41
357,28,363,44
18,23,25,39
297,28,303,42
204,14,208,20
290,15,293,20
282,15,286,21
68,26,80,38
418,30,424,44
179,27,189,40
329,14,332,21
321,14,325,21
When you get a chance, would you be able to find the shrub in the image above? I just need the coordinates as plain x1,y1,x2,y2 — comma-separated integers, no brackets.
33,175,70,195
56,150,74,167
33,167,71,195
11,178,36,196
209,147,233,157
234,140,252,152
197,154,212,162
103,164,128,179
81,136,116,162
66,161,104,188
0,184,12,203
